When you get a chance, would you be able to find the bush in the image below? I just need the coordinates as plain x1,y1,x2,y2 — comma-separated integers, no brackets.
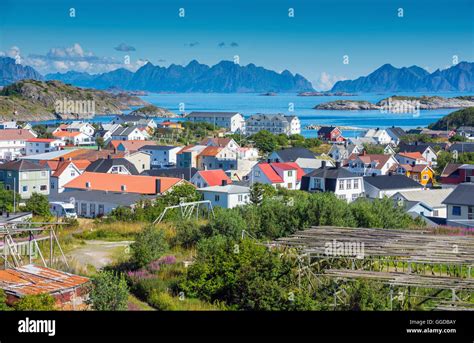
131,226,169,267
24,193,51,218
148,290,176,310
14,294,56,311
89,271,129,311
172,220,204,248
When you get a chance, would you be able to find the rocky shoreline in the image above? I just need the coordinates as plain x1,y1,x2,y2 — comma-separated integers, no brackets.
314,95,474,110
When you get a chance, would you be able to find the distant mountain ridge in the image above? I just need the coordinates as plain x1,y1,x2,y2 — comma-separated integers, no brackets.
44,59,314,93
331,62,474,92
0,57,43,86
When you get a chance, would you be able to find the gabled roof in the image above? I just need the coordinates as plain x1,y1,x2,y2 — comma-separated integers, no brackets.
27,138,59,143
448,143,474,153
257,162,304,183
272,147,316,162
317,126,339,135
363,174,422,190
110,140,155,152
0,159,47,171
64,172,183,194
196,169,232,186
397,152,426,160
398,164,432,173
52,161,81,177
198,184,250,194
111,126,141,136
53,131,82,138
386,127,406,139
142,167,198,181
85,157,139,175
199,146,222,157
395,188,453,208
304,166,358,179
442,183,474,206
49,189,153,207
352,154,394,170
441,163,463,177
0,129,36,141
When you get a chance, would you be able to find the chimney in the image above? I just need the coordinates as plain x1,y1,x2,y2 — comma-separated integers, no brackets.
121,184,127,192
107,154,112,159
221,179,228,186
321,161,326,168
155,178,161,194
59,157,64,162
85,181,91,189
335,161,341,168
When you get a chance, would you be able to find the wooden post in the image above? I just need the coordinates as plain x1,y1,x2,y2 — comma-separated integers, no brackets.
50,226,53,267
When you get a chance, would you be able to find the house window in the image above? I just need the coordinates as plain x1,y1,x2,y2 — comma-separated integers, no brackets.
287,183,292,189
433,210,439,217
22,186,28,193
469,206,474,220
98,204,104,216
346,180,351,189
354,179,359,189
352,194,359,201
40,185,47,191
214,195,220,202
338,194,346,200
254,171,261,177
338,180,344,190
90,204,96,217
238,195,243,202
81,203,87,216
452,206,461,216
288,171,293,177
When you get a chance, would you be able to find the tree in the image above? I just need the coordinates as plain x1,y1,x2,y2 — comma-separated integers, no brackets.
14,293,56,311
160,183,201,206
89,270,129,311
24,193,51,218
249,183,276,205
0,188,18,212
249,130,278,153
131,226,169,267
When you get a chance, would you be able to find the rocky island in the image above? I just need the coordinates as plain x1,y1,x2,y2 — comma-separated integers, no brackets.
128,104,178,118
0,79,150,121
314,95,474,110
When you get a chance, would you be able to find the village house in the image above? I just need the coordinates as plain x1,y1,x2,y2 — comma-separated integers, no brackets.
383,145,396,155
317,126,343,142
328,144,361,162
85,156,140,175
440,163,474,184
396,164,434,187
110,140,156,153
348,137,377,147
138,145,183,168
53,131,93,146
176,145,207,168
457,126,474,140
50,160,84,193
268,147,316,163
190,169,232,188
249,162,304,190
245,114,301,136
398,143,438,165
200,137,240,153
300,161,364,203
395,152,429,166
448,142,474,154
364,128,393,145
199,184,251,209
111,115,156,129
392,188,454,219
0,160,50,198
63,172,186,195
65,122,95,136
346,153,399,176
442,183,474,228
236,147,259,160
385,126,406,145
363,174,423,199
110,126,147,141
26,138,65,155
186,111,245,133
123,151,151,173
197,146,238,171
0,129,37,160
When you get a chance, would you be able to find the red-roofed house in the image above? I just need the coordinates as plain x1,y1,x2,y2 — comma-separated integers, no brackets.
440,163,474,184
26,138,65,155
190,169,232,188
395,152,429,166
50,161,84,193
249,162,305,189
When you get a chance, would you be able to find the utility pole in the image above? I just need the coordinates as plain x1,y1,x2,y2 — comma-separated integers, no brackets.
13,177,16,213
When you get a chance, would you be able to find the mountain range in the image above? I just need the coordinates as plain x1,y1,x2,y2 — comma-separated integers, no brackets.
1,56,473,93
45,59,314,93
331,62,474,92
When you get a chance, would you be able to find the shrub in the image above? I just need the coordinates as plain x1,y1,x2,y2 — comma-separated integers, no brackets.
148,290,176,311
89,270,129,311
14,293,56,311
131,226,169,267
172,220,203,248
24,193,51,218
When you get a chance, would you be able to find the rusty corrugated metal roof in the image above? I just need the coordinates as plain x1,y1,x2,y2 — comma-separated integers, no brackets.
0,264,90,297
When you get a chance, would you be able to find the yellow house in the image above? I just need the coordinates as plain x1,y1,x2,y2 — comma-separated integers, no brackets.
397,164,434,186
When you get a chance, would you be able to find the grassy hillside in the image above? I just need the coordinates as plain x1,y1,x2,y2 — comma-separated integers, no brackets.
428,107,474,130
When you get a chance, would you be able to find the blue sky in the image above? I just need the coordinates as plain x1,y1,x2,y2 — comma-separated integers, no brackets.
1,0,473,89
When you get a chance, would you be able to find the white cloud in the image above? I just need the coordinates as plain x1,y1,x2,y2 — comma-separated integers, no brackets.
314,72,347,91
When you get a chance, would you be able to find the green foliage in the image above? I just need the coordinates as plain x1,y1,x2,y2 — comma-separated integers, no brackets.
400,134,438,144
249,183,277,204
172,220,204,248
362,143,386,154
32,124,53,139
95,136,105,148
435,150,474,174
449,134,468,143
428,107,474,130
89,270,129,311
131,226,169,267
0,187,18,212
160,183,202,206
248,130,278,153
14,293,56,311
202,207,247,240
0,290,12,311
148,290,177,310
24,193,51,218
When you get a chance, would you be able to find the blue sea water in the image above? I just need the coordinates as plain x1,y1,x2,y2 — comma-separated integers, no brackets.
29,91,472,138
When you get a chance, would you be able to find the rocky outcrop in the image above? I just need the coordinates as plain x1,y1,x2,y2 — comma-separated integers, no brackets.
314,100,379,110
0,79,151,120
129,105,178,118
